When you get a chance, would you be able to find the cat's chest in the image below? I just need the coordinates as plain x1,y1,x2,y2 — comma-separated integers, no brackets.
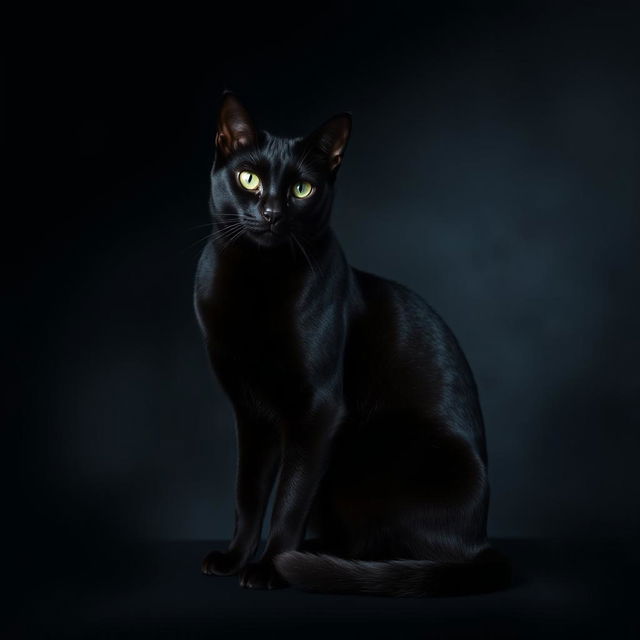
204,263,310,339
205,286,342,400
204,283,304,365
197,255,345,391
211,303,295,355
207,302,317,406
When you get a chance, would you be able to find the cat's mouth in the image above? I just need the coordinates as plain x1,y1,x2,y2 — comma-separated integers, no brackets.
248,226,291,247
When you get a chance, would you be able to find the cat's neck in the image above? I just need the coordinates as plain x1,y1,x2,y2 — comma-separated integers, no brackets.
210,226,340,281
201,225,357,331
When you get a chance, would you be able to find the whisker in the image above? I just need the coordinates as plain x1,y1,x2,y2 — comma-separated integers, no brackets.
219,227,247,253
187,222,216,231
291,232,318,277
188,222,245,250
298,230,324,264
300,232,323,276
188,218,235,230
209,223,246,242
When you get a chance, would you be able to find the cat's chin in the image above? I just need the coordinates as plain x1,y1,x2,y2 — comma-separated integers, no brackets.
246,229,291,249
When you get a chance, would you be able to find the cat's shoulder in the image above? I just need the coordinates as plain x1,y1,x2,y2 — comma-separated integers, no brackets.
352,267,426,306
351,266,448,330
194,241,217,302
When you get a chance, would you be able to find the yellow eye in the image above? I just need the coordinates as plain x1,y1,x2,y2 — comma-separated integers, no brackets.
238,171,261,191
292,181,313,198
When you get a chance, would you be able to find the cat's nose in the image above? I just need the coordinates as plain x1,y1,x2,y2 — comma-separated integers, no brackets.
261,207,278,223
261,207,284,233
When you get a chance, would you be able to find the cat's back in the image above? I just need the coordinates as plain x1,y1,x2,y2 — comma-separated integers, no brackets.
346,267,479,411
350,267,454,355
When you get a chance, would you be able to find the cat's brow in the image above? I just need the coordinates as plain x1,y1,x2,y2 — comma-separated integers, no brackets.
244,150,263,166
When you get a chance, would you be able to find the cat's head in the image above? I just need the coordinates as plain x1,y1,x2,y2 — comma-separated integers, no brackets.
210,92,351,249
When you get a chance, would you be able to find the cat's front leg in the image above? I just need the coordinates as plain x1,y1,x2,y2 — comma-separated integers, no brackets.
239,406,341,589
202,415,280,576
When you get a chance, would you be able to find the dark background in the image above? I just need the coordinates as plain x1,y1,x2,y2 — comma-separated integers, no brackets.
10,0,640,635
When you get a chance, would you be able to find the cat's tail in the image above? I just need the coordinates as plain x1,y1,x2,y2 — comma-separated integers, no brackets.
273,547,511,597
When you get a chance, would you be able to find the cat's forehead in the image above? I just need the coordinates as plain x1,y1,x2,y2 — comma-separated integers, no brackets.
254,133,303,167
229,132,319,179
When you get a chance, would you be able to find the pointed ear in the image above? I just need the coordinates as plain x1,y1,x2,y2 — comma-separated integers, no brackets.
215,92,257,159
306,113,352,172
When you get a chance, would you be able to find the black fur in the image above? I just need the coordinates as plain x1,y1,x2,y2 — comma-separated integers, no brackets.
194,93,510,596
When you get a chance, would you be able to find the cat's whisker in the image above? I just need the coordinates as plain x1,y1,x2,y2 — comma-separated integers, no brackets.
188,234,216,250
219,226,247,253
208,221,247,247
209,224,247,244
188,223,246,250
291,232,318,277
189,215,243,231
298,231,324,275
294,231,322,276
288,236,296,262
188,222,216,231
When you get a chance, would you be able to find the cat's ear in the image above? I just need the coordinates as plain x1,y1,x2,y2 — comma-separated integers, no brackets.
215,92,257,160
306,113,352,172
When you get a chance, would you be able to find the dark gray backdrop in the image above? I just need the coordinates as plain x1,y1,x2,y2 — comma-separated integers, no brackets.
18,2,639,558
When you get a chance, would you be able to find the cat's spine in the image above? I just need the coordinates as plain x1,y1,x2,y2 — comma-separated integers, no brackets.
273,547,510,597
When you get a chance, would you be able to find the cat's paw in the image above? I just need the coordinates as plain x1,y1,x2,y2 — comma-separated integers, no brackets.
239,560,288,590
201,549,245,576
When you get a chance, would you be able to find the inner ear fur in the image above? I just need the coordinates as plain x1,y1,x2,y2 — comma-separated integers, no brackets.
216,92,257,158
307,113,352,171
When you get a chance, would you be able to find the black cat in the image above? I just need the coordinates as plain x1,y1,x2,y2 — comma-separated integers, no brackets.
194,92,510,596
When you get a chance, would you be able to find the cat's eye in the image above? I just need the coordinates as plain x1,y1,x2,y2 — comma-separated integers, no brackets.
292,181,313,199
238,171,261,191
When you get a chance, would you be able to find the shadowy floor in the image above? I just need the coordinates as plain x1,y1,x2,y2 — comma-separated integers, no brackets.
22,538,638,638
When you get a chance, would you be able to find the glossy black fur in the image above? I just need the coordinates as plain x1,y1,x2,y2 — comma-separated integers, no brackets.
194,93,510,596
